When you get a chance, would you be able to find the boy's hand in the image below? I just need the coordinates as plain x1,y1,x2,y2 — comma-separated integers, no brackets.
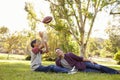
39,31,44,39
39,31,48,42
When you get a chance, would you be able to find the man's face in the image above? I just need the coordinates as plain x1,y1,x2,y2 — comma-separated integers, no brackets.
55,49,64,57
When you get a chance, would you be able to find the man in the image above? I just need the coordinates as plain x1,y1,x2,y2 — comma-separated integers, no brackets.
30,32,76,74
55,48,120,74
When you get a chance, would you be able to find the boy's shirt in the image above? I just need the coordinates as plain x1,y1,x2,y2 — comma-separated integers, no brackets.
30,47,43,71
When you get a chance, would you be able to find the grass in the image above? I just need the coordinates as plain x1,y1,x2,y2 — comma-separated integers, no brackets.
0,53,26,60
0,54,120,80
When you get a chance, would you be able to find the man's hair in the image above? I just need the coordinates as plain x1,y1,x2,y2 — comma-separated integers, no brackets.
55,48,61,52
55,48,60,50
31,39,37,48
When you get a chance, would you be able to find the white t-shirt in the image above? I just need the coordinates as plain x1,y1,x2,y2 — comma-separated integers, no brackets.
30,51,42,71
61,58,72,69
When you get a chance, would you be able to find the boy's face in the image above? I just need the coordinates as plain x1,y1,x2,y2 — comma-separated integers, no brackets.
34,40,41,47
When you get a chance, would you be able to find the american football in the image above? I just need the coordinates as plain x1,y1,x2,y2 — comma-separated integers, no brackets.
42,16,52,24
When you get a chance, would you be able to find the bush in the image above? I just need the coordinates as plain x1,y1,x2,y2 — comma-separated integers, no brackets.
92,50,100,57
42,54,56,61
25,55,31,60
114,51,120,64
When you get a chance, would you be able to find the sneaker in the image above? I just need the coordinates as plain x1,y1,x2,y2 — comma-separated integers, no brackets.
68,66,78,74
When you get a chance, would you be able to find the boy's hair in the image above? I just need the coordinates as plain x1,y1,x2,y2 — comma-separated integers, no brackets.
31,39,37,48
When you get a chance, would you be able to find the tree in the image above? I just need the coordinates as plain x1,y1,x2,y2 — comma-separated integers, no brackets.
4,32,21,59
0,26,9,34
110,1,120,15
46,0,118,57
24,2,40,55
114,49,120,64
105,25,120,53
106,0,120,52
24,2,46,39
0,26,9,43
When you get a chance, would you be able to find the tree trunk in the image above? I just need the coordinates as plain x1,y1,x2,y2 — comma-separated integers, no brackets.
80,43,87,58
7,53,10,60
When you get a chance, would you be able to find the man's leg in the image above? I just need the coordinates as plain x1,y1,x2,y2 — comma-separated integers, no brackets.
84,62,119,74
81,68,101,73
99,65,119,74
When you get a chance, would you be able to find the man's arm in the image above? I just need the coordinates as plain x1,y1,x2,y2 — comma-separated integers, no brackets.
83,58,97,64
69,52,96,63
69,52,83,61
55,59,63,67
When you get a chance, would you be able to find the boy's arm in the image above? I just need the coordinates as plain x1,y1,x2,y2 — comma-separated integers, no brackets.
39,31,49,53
42,41,49,53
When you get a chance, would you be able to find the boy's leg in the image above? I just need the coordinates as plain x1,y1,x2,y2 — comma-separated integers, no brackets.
48,65,70,73
35,65,51,72
35,65,69,73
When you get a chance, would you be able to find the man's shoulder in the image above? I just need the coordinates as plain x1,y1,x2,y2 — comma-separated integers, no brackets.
66,52,73,55
64,52,73,57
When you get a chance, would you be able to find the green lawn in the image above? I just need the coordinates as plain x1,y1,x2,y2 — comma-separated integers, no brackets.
0,54,120,80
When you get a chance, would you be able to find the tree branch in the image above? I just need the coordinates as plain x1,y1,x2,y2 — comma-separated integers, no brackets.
83,0,90,27
85,0,101,45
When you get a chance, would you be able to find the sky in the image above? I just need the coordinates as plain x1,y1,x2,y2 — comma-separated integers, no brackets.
0,0,50,32
0,0,111,39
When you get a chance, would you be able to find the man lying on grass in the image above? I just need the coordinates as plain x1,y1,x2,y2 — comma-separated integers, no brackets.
55,48,120,74
30,32,77,74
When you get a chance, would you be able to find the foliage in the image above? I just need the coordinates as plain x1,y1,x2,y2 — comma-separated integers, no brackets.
25,55,31,60
0,26,9,34
0,53,26,60
99,49,113,58
110,1,120,15
0,29,33,59
87,38,102,52
24,2,39,41
114,49,120,64
4,32,28,53
86,38,104,57
105,25,120,54
42,28,79,61
24,2,40,57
